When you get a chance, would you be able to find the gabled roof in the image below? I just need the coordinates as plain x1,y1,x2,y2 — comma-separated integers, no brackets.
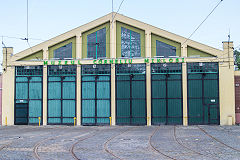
11,12,223,61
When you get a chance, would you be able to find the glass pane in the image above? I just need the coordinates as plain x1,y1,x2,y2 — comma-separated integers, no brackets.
156,40,176,57
16,66,43,76
121,27,141,58
87,32,96,59
97,28,106,58
187,63,218,73
87,28,106,59
48,65,76,76
53,43,72,60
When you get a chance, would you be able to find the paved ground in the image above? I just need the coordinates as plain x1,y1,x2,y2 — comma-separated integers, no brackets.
0,125,240,160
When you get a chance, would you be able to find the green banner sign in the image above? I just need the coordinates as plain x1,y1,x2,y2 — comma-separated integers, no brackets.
43,58,184,65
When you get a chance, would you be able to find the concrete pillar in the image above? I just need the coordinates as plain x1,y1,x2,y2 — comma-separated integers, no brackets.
43,47,48,60
219,41,235,125
181,44,188,126
181,44,188,57
76,65,81,125
2,47,14,125
145,31,151,58
146,63,151,126
42,65,47,125
110,19,116,58
145,31,152,126
182,62,188,126
111,64,116,125
76,35,81,59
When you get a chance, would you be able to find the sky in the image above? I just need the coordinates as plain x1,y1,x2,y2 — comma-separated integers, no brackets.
0,0,239,62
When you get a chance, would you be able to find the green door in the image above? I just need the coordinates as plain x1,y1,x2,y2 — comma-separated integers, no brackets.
116,64,146,125
151,63,182,125
188,63,219,125
15,103,28,125
15,66,43,125
48,65,76,125
81,65,111,125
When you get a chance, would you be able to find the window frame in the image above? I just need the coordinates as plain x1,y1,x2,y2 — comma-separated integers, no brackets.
87,27,106,59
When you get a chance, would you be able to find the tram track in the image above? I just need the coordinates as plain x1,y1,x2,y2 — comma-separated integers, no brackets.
197,125,240,153
0,126,51,153
70,129,99,160
103,127,136,160
149,126,177,160
33,127,88,160
173,126,218,160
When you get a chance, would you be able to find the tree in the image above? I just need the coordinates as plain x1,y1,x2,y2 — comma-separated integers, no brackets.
234,50,240,70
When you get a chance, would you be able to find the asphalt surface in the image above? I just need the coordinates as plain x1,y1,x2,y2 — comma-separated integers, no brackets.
0,125,240,160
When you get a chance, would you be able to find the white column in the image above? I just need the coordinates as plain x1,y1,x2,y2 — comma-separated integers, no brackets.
181,44,188,126
76,65,81,125
76,35,81,59
42,65,47,125
111,64,116,125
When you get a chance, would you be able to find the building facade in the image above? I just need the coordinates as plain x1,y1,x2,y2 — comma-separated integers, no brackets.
1,13,235,126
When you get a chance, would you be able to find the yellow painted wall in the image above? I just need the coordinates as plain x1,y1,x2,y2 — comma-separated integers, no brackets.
2,67,15,125
187,46,214,57
17,50,43,61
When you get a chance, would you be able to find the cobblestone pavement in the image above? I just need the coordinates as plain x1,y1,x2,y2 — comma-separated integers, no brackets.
0,125,240,160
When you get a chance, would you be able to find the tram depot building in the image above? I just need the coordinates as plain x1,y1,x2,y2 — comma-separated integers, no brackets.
1,13,235,126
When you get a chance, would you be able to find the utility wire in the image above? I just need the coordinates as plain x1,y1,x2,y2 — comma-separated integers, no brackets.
181,0,223,47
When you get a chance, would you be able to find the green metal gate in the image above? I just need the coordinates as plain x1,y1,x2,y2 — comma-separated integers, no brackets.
116,64,146,125
151,63,182,125
187,62,219,125
47,65,76,125
81,64,111,125
15,66,43,125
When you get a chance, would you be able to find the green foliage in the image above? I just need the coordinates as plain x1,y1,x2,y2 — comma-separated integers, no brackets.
234,50,240,70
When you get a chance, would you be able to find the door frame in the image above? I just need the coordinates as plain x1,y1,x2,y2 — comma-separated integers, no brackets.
115,64,147,126
14,66,43,125
81,64,111,126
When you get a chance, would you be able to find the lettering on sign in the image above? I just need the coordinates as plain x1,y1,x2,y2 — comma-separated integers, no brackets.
43,58,185,65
